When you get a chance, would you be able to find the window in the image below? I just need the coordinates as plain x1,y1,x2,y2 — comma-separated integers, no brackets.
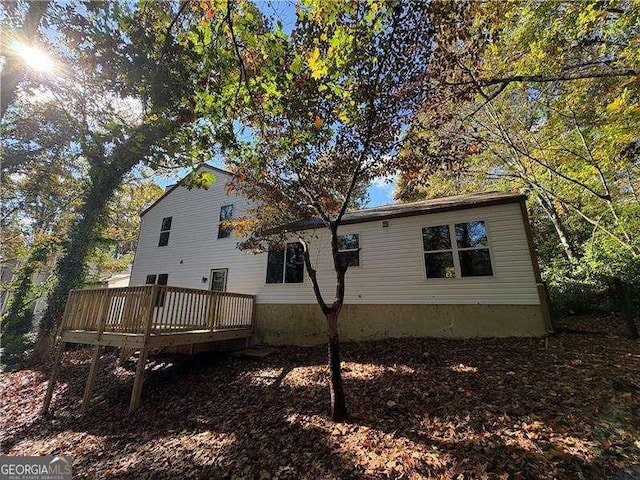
158,216,172,247
422,225,455,278
455,220,493,277
266,242,304,284
210,269,228,292
422,220,493,278
338,233,360,267
145,273,169,305
145,273,168,285
217,204,234,238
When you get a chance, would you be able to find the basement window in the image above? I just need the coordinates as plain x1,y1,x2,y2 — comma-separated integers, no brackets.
266,242,304,284
217,204,234,239
422,220,493,278
338,233,360,267
158,216,172,247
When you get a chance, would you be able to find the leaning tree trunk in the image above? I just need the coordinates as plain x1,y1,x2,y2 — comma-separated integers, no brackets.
34,167,125,360
536,195,578,262
326,310,348,421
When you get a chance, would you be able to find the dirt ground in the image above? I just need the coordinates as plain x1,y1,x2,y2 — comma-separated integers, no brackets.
2,315,639,479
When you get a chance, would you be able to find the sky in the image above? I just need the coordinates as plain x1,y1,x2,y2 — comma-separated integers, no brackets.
153,0,398,208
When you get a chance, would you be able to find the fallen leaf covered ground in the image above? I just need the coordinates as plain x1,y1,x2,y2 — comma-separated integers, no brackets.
2,315,640,479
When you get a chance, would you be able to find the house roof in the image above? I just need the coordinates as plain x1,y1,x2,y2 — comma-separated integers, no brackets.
141,164,233,217
279,191,526,232
141,164,524,229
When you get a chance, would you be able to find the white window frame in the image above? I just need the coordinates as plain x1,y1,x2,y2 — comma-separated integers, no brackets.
217,204,234,239
421,219,495,280
265,242,305,285
338,232,361,267
158,216,172,247
209,268,228,292
422,224,456,279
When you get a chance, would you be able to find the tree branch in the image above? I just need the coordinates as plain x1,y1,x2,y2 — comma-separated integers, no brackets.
224,0,269,141
0,0,51,119
453,66,638,91
299,238,330,314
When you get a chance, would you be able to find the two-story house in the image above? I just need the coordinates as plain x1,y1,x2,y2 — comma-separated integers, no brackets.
130,164,551,344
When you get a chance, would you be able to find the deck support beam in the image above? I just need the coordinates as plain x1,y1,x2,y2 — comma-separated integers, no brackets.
129,348,149,413
82,345,104,413
41,341,66,415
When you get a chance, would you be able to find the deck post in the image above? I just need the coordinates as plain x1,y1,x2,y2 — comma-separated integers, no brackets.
41,341,66,415
247,295,257,348
81,344,104,413
207,291,217,330
128,285,157,413
129,347,149,413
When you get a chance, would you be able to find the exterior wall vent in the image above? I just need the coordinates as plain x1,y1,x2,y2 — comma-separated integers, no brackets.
382,220,389,228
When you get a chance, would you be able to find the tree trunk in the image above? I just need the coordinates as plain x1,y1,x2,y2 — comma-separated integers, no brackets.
1,242,50,367
536,195,578,262
326,310,348,421
34,167,124,360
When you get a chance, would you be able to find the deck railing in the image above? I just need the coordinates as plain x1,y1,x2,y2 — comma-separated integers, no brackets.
61,285,256,335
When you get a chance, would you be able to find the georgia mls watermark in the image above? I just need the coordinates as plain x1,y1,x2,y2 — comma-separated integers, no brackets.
0,456,72,480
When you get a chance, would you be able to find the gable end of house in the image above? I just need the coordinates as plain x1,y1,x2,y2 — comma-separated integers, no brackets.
140,164,234,218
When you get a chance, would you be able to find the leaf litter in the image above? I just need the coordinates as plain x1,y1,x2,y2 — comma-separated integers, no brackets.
1,316,639,479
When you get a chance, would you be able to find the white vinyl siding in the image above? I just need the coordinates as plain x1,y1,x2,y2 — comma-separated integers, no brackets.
130,168,265,294
257,203,538,305
131,173,539,306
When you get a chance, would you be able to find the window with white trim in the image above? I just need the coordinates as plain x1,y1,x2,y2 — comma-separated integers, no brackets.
422,220,493,278
338,233,360,267
266,242,304,284
217,204,234,238
145,273,169,306
158,217,172,246
145,273,168,286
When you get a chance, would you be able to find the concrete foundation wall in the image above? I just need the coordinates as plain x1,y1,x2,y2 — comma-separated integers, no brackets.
255,303,548,345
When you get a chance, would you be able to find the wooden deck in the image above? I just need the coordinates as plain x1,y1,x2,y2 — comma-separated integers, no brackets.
42,285,256,414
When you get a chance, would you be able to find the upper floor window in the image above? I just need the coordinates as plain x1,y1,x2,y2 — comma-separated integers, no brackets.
266,242,304,284
217,204,234,238
338,233,360,267
422,220,493,278
158,216,172,247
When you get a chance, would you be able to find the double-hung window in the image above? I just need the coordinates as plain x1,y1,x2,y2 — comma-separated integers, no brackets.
145,273,169,306
338,233,360,267
422,220,493,278
217,204,234,238
158,217,172,247
422,225,456,278
145,273,168,285
266,242,304,284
